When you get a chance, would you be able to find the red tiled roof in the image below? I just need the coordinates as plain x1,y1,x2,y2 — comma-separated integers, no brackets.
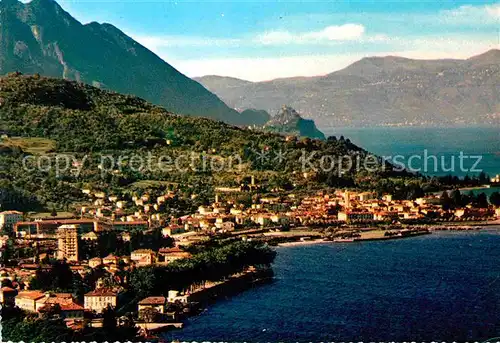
15,219,95,226
158,246,184,254
16,290,45,300
0,210,22,215
138,296,166,305
112,221,147,225
131,249,154,254
60,302,84,311
84,288,119,297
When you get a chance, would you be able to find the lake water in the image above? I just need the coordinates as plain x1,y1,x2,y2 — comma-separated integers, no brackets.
322,127,500,177
167,229,500,342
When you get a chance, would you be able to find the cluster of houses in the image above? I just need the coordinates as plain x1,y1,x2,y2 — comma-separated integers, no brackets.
79,188,179,226
287,190,499,224
0,286,191,324
1,186,500,328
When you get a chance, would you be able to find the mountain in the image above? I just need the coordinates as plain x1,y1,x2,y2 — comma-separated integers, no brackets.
0,0,253,125
264,106,325,139
194,75,253,91
194,50,500,127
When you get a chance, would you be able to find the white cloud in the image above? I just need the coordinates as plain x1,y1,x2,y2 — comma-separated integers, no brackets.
304,24,365,41
440,3,500,24
256,24,366,45
130,23,368,50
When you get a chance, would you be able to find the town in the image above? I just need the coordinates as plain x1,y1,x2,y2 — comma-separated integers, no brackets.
1,183,500,339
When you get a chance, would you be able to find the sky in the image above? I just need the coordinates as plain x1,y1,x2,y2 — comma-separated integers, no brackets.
53,0,499,81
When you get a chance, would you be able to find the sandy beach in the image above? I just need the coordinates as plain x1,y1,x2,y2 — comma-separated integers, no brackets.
278,239,328,247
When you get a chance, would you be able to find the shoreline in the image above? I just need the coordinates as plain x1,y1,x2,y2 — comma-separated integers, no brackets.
276,223,500,247
278,239,328,247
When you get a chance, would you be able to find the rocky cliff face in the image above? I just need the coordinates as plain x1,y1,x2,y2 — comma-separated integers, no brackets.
264,106,325,139
0,0,253,125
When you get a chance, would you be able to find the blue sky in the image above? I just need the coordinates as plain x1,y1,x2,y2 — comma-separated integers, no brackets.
55,0,499,81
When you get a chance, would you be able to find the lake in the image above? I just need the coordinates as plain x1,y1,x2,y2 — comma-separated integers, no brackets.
322,127,500,177
168,229,500,342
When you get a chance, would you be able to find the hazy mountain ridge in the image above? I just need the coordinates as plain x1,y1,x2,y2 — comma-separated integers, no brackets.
0,0,254,125
195,50,500,127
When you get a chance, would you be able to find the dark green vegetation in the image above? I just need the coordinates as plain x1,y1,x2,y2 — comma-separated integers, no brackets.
0,74,423,213
440,189,500,210
0,0,256,125
240,108,271,126
264,105,325,140
1,240,275,342
195,49,500,127
128,240,276,300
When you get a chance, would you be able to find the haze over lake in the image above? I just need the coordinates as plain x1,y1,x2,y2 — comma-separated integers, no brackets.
324,127,500,177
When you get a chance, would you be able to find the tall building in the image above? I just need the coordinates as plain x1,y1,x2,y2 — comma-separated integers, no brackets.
344,191,351,209
57,224,79,262
0,211,23,232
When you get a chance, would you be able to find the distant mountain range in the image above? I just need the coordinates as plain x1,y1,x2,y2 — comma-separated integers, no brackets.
0,0,253,125
195,50,500,128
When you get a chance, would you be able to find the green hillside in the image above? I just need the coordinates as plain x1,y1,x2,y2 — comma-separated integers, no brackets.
0,74,414,212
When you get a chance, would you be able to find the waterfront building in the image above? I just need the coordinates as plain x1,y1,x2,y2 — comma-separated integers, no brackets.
57,224,79,262
138,296,167,315
338,211,375,222
167,290,190,304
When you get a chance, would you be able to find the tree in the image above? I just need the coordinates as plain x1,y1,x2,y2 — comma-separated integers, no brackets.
2,317,72,342
450,189,462,207
440,191,452,211
476,192,489,208
489,191,500,207
29,260,74,292
139,307,161,323
102,304,117,332
478,172,489,184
